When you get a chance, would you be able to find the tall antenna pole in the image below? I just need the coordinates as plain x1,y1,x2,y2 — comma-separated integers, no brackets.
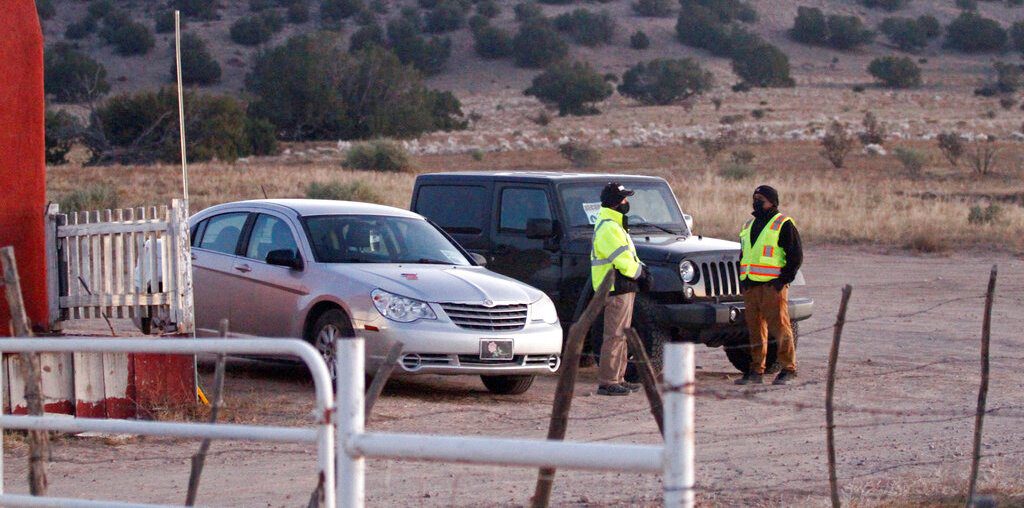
174,10,189,212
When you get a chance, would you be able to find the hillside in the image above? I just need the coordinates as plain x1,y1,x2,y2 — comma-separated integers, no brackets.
38,0,1024,97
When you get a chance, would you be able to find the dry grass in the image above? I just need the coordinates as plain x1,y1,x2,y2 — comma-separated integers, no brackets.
47,140,1024,254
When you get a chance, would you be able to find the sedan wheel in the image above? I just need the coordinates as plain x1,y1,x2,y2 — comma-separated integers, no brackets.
311,309,353,380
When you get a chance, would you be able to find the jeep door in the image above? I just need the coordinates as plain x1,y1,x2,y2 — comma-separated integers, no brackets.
488,183,561,297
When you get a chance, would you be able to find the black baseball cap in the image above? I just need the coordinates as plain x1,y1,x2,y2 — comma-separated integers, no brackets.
601,182,634,207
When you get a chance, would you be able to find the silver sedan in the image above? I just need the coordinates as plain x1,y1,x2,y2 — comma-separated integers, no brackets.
189,199,563,394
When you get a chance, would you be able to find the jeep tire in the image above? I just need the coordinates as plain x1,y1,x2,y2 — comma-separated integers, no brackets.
481,375,535,395
724,322,799,374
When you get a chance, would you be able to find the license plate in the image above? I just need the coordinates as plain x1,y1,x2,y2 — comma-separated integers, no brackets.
479,339,514,360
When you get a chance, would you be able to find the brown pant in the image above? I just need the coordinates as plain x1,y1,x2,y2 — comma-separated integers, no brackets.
743,284,796,375
598,292,636,385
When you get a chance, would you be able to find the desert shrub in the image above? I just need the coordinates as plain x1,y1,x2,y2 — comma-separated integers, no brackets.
965,137,997,175
321,0,364,21
36,0,56,20
618,58,713,105
633,0,672,17
476,0,499,18
558,140,601,167
697,131,735,161
968,203,1003,225
944,12,1007,52
956,0,977,10
306,180,384,203
387,18,452,75
525,61,613,116
630,30,651,49
789,7,828,45
468,14,489,32
893,147,925,175
732,43,794,88
59,185,119,213
879,16,939,51
91,89,258,164
154,10,178,33
858,112,887,146
993,61,1024,92
44,43,110,103
513,21,569,68
473,25,513,58
918,15,941,38
1000,96,1018,110
718,162,754,180
731,149,755,164
343,139,412,171
514,1,544,22
172,0,219,20
250,0,275,11
174,33,222,86
539,0,573,5
418,0,439,8
350,24,385,52
230,13,284,46
681,0,757,24
1011,21,1024,53
553,9,616,47
102,17,155,56
247,39,464,140
245,117,279,156
820,121,853,168
66,17,98,39
288,2,311,23
675,6,731,55
826,14,875,50
424,2,466,33
861,0,910,11
867,56,921,88
936,132,965,167
45,110,83,165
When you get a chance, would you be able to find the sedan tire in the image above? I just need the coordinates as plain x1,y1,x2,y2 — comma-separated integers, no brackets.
480,374,535,395
310,309,354,380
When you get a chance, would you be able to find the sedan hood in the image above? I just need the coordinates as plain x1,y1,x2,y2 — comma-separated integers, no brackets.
324,264,545,304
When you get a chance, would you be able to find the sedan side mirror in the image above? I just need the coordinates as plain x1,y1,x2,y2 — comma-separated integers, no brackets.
469,252,487,267
526,218,555,240
266,249,304,271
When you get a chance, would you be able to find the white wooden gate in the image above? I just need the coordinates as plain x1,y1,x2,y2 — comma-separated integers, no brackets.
45,199,194,334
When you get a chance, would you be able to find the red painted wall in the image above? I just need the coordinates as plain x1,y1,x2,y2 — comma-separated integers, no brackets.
0,2,48,335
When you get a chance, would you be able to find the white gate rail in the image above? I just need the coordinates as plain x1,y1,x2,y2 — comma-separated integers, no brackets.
0,338,334,508
334,338,696,508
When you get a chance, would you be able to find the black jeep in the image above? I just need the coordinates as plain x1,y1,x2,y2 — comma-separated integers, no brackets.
411,172,813,373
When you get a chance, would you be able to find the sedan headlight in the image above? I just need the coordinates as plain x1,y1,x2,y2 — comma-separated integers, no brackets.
371,289,437,323
679,260,698,284
530,295,559,325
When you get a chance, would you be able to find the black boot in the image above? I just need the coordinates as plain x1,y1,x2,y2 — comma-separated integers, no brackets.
620,381,642,392
773,370,797,385
734,372,763,385
597,384,632,396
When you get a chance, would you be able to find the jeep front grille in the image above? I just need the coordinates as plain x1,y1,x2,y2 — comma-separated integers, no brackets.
440,303,528,331
699,259,742,298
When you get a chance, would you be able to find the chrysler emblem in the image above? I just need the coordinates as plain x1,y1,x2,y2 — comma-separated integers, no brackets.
482,299,494,307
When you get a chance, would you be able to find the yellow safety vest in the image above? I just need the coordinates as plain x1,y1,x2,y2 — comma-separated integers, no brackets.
591,207,641,291
739,212,793,282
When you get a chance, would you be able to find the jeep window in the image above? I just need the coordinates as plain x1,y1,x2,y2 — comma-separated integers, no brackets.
499,187,552,233
415,185,489,235
303,215,470,265
559,183,685,231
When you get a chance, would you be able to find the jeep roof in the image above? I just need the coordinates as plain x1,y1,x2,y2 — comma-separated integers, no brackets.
416,171,668,185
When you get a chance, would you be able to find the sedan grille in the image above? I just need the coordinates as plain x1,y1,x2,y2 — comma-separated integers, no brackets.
440,303,528,331
699,259,742,298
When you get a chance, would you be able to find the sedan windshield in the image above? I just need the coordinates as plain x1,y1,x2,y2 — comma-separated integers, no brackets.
303,215,470,265
559,182,687,233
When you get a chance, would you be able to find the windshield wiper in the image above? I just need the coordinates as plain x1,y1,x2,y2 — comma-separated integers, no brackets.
630,222,684,236
412,258,454,265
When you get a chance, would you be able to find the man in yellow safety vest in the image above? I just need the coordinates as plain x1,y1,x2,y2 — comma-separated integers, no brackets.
736,185,803,386
591,182,651,396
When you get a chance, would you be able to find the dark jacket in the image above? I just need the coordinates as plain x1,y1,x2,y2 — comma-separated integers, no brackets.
741,208,803,291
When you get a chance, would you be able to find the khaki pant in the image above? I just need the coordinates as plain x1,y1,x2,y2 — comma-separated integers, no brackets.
598,292,636,385
743,284,796,375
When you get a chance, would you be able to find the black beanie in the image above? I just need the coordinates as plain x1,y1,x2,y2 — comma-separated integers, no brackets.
754,185,779,206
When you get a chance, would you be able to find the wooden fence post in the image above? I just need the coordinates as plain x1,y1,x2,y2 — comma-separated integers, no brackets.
530,273,613,508
365,341,404,417
826,285,853,508
624,328,664,435
966,266,997,507
185,319,229,506
1,246,49,496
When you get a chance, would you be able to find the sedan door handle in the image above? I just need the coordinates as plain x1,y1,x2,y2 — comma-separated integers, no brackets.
233,264,252,273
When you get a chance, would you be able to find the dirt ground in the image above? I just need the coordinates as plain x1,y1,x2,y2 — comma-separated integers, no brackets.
4,246,1023,507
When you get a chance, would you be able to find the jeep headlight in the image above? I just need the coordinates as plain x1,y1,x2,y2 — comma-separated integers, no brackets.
530,295,559,325
371,289,437,323
679,260,697,284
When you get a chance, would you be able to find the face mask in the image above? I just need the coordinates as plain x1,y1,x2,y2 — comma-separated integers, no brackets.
616,202,630,215
752,198,765,212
